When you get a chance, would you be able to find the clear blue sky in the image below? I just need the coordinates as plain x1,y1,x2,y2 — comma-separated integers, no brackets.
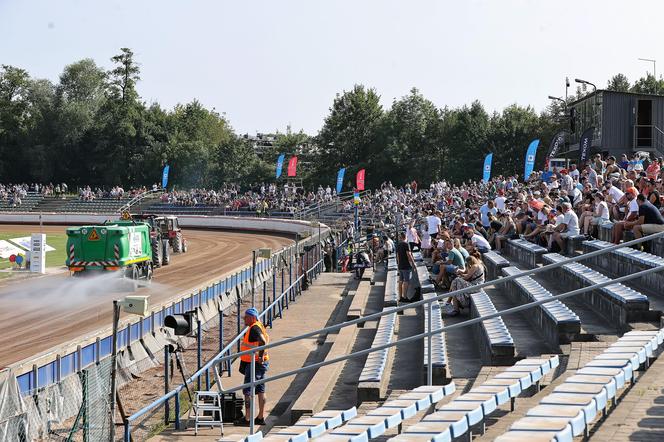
1,0,662,134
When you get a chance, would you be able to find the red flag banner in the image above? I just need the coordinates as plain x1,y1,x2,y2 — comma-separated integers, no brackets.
356,169,366,191
287,156,298,177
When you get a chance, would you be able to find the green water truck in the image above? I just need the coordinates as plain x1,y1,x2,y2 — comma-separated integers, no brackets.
65,221,154,281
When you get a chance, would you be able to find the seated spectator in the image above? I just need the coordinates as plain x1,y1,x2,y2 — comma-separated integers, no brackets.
446,254,485,316
434,239,465,290
633,193,664,244
612,187,640,244
464,225,491,254
551,202,580,253
582,193,610,238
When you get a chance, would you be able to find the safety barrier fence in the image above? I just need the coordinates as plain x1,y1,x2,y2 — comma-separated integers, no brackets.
10,229,334,396
124,230,664,439
124,251,328,439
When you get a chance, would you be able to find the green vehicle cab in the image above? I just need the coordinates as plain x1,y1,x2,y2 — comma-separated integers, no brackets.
65,220,154,282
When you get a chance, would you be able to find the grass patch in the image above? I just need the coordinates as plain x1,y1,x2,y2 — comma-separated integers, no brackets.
0,231,68,270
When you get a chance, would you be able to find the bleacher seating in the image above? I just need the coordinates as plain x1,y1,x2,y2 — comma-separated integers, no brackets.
470,290,516,365
483,251,510,281
543,253,651,329
384,270,398,307
58,197,132,213
563,234,586,256
502,267,581,347
583,239,664,296
145,202,216,215
358,309,397,401
423,293,449,385
314,383,456,441
506,238,547,268
262,408,357,441
497,330,664,441
0,191,44,212
390,357,559,441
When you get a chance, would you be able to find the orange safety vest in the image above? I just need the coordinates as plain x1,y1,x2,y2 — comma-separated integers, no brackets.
240,320,270,363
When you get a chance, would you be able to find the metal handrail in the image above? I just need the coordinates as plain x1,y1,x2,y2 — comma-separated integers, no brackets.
119,188,165,214
124,230,664,439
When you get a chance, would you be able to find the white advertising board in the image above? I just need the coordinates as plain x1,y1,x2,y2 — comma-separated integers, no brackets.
9,236,55,253
30,233,46,274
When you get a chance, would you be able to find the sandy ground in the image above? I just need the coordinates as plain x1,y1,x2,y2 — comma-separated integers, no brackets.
0,225,293,368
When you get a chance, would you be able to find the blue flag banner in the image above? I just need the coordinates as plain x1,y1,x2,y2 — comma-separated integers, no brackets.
336,168,345,194
275,154,285,178
482,153,493,183
161,165,170,189
523,139,540,180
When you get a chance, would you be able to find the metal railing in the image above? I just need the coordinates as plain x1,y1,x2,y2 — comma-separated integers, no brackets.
119,188,165,214
124,230,664,439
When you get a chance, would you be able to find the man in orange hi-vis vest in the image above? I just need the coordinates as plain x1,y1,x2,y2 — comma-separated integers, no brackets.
236,308,269,426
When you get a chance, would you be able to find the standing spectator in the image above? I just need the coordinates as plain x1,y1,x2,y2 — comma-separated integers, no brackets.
396,232,417,302
236,308,269,426
425,210,441,239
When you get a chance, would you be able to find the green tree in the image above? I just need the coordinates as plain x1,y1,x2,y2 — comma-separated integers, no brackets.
316,85,384,187
607,73,631,92
630,73,664,95
488,104,542,178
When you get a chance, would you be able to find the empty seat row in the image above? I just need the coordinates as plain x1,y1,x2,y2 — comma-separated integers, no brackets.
497,329,664,442
384,270,398,307
423,293,449,385
483,251,510,281
358,310,397,398
543,253,650,329
313,383,456,441
582,239,664,296
469,291,515,365
506,238,548,268
262,408,358,442
390,356,559,442
502,267,581,347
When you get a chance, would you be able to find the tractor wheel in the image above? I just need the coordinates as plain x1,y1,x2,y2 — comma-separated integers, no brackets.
182,239,188,253
145,263,153,283
151,238,163,268
125,266,138,292
173,232,183,253
162,240,171,265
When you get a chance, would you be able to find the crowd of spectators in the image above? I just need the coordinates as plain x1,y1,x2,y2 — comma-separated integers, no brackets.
354,151,664,316
159,182,336,214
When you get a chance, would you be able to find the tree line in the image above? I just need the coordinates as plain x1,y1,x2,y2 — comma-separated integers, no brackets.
0,48,660,190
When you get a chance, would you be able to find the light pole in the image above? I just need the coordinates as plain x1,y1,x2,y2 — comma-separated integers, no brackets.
638,58,657,94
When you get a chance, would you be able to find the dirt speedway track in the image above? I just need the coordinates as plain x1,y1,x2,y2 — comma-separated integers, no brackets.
0,225,293,368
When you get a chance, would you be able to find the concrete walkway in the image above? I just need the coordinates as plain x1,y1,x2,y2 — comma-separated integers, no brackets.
152,272,355,441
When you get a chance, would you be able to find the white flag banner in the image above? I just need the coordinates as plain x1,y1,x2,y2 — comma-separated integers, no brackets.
0,240,24,259
9,236,55,252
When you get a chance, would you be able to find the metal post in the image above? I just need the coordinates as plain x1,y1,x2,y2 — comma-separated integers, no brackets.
249,355,256,435
427,302,433,386
262,280,267,314
252,250,257,307
196,318,202,391
164,345,170,425
109,300,121,442
236,292,241,353
175,392,181,430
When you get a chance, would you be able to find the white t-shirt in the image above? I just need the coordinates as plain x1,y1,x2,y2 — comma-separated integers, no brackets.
537,210,548,225
628,198,639,214
607,186,624,204
596,201,610,220
406,227,418,243
479,204,497,227
471,234,491,250
494,196,506,211
569,169,580,180
562,210,580,235
426,215,441,235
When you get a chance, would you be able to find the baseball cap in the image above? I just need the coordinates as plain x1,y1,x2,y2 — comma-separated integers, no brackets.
626,187,638,196
245,308,259,318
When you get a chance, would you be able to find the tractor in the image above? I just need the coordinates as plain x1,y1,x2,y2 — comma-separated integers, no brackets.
136,215,188,268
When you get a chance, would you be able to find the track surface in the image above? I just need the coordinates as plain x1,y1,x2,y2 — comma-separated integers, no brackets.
0,225,293,368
